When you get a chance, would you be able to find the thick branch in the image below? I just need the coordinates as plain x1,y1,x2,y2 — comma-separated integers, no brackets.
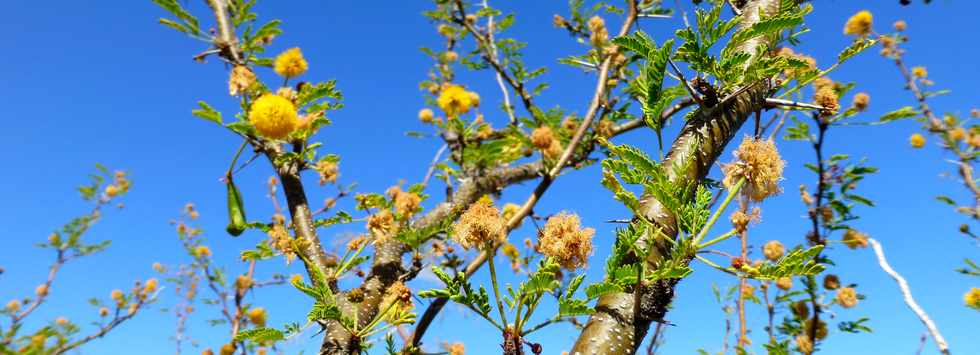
570,1,780,353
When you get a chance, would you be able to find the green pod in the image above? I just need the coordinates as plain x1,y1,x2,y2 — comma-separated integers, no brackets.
225,178,247,236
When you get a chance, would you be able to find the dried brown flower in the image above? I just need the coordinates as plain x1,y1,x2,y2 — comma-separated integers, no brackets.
538,213,595,270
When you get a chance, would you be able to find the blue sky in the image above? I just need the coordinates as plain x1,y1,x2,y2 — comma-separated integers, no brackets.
1,0,978,354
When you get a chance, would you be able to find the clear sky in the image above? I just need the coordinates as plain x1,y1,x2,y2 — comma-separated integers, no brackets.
1,0,978,354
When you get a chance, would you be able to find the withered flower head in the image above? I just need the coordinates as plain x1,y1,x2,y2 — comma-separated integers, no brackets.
538,213,595,270
451,198,506,250
722,137,785,201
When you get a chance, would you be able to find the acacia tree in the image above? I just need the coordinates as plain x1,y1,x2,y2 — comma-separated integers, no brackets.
3,0,962,354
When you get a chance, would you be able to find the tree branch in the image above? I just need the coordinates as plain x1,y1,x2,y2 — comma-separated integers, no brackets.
868,238,951,355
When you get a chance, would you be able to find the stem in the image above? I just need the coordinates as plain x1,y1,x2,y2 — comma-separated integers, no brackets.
694,178,745,246
486,247,509,328
698,229,739,249
334,240,368,279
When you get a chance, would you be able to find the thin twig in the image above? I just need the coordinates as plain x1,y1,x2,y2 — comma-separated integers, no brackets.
868,238,951,355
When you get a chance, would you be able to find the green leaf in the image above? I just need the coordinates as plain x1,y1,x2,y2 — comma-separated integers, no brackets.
879,106,919,122
838,38,877,63
233,327,285,343
192,101,223,125
585,282,624,299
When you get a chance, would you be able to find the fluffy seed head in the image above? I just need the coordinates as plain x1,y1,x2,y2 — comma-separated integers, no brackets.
842,229,869,249
814,86,840,117
530,126,555,150
823,274,841,290
273,48,308,78
836,287,859,308
852,92,870,111
776,277,793,291
315,160,339,185
229,65,256,96
538,213,595,270
763,240,785,261
451,198,506,250
249,94,299,140
722,137,785,201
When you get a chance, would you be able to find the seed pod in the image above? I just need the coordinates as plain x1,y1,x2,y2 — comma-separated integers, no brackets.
226,178,247,236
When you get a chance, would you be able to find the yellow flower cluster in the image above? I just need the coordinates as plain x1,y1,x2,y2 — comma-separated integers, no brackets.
194,245,212,258
538,213,595,270
965,287,980,309
437,84,480,118
249,94,299,140
843,10,873,36
451,198,506,250
248,307,267,327
912,66,928,78
274,48,308,79
909,133,926,148
722,137,785,201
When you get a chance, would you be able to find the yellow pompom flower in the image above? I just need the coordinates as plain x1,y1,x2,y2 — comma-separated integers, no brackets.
289,274,304,285
273,47,308,78
219,343,236,355
195,245,212,258
437,85,477,117
143,278,159,294
912,66,928,78
56,317,69,326
910,133,926,148
35,284,49,297
418,108,435,123
248,307,267,327
964,287,980,309
843,10,873,36
249,94,299,140
6,299,21,312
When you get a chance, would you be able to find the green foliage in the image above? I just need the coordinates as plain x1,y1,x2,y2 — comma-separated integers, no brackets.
750,245,826,280
191,101,223,125
152,0,201,36
233,327,285,343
